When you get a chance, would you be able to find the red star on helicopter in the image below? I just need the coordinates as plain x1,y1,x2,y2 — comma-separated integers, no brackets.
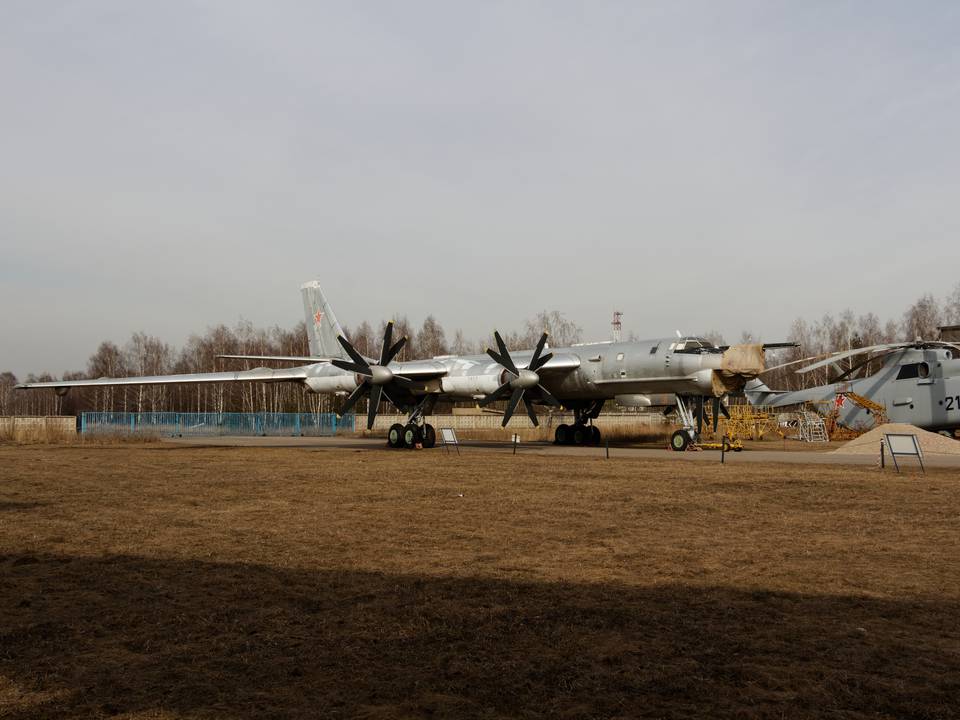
314,310,324,325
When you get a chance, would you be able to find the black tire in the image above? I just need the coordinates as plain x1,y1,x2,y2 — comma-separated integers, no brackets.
402,423,423,448
670,430,690,452
422,424,436,448
572,425,588,445
591,426,601,445
555,423,571,445
388,423,404,449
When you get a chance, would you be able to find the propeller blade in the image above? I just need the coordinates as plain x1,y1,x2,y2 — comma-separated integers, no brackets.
337,335,370,370
383,336,407,365
338,382,368,416
390,374,416,389
380,385,402,411
529,352,554,372
529,332,549,369
379,322,394,366
493,331,519,374
478,381,512,407
712,397,720,433
696,396,704,435
795,343,911,375
366,384,382,430
522,395,539,427
501,387,525,427
720,401,730,419
331,359,371,376
535,383,562,408
486,348,511,370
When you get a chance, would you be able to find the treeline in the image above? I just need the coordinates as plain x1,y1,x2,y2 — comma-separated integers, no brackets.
2,286,958,416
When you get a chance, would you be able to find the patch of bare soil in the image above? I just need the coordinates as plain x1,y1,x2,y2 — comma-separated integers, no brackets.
1,445,958,719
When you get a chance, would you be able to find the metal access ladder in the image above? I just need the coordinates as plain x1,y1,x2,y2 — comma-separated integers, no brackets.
799,411,829,442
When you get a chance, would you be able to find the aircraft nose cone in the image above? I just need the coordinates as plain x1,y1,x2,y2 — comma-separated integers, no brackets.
512,368,540,389
369,365,394,385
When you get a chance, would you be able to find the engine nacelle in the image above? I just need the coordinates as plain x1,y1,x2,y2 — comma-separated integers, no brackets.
304,374,359,394
440,372,503,398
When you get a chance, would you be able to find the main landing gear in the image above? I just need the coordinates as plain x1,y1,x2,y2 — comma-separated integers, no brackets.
387,422,436,449
554,400,604,446
386,396,437,449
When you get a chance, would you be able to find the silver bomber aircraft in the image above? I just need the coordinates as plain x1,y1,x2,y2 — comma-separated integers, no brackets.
744,341,960,435
17,281,793,450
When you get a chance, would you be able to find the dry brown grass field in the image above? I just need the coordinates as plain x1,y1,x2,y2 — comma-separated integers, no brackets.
1,444,958,719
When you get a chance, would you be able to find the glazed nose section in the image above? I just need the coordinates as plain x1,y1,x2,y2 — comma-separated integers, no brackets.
512,368,540,389
369,365,394,385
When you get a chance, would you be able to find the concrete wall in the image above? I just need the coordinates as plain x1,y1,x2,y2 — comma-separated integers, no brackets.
0,416,77,443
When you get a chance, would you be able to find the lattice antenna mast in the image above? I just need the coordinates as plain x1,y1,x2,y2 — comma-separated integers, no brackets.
612,311,623,343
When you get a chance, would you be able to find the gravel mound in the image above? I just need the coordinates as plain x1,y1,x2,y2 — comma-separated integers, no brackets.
832,422,960,455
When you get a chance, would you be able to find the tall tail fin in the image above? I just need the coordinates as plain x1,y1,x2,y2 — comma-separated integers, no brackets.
300,281,348,360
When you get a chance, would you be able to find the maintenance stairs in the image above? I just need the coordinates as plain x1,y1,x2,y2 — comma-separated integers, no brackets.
799,411,829,443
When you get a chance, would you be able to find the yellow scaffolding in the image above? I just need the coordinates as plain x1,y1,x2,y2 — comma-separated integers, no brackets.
707,405,777,442
822,389,887,438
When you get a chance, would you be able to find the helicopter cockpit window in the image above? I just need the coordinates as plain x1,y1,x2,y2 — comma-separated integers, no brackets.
896,362,930,380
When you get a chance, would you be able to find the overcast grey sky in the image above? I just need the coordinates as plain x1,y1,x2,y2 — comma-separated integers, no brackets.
3,1,960,377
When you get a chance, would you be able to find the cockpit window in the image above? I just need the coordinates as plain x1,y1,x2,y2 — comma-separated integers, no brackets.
897,362,930,380
673,337,718,354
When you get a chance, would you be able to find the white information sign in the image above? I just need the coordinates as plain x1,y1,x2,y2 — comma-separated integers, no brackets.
440,427,460,455
884,433,924,473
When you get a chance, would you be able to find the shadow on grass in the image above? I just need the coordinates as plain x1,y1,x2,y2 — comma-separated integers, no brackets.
0,502,47,512
2,554,957,719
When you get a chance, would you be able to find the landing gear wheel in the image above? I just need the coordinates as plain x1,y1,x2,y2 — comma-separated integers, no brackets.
555,424,571,445
591,426,601,445
670,430,690,452
387,423,404,449
422,424,436,448
402,423,423,448
572,425,589,446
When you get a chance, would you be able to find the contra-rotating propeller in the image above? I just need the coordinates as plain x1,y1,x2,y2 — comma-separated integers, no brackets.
332,321,414,430
479,331,562,427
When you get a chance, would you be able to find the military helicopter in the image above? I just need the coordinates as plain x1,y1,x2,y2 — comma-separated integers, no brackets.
744,339,960,435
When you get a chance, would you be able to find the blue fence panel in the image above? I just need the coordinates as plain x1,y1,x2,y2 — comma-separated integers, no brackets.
80,412,352,437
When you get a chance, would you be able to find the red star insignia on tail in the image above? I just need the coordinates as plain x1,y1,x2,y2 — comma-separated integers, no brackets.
314,310,324,325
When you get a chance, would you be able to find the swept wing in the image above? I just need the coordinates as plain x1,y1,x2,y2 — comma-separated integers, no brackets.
14,366,310,391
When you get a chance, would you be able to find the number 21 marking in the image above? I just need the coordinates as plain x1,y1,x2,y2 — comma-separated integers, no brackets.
947,396,959,411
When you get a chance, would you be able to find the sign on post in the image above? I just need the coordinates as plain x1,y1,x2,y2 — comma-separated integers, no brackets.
884,433,924,473
440,427,460,455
